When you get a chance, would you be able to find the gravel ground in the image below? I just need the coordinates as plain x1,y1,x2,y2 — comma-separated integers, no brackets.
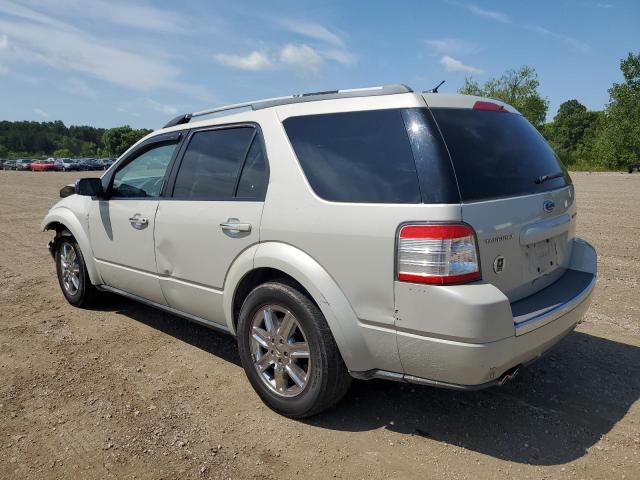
0,171,638,479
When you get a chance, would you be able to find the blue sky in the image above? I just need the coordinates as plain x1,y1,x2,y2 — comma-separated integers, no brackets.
0,0,638,129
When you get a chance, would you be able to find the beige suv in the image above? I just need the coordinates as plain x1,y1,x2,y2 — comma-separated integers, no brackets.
42,84,597,417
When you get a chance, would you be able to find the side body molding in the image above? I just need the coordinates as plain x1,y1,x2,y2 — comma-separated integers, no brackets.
41,205,103,285
223,241,375,372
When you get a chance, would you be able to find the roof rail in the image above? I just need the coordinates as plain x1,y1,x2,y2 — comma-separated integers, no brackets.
163,84,413,128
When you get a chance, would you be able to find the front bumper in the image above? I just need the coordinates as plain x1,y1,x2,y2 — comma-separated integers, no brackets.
388,238,597,387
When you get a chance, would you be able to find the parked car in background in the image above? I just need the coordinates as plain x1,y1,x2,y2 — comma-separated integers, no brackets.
72,159,85,170
98,158,115,170
2,160,17,170
85,158,104,170
15,159,33,171
42,84,597,418
54,158,79,171
31,159,57,171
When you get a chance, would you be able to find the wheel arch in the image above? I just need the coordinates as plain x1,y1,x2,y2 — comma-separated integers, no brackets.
42,209,102,285
224,241,373,372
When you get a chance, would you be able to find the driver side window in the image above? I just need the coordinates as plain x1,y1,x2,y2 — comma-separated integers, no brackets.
111,143,177,198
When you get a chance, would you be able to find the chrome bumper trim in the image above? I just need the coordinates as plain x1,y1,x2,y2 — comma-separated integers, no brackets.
350,365,520,391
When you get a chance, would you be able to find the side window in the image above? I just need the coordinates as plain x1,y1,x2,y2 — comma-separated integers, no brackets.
111,143,177,198
236,137,268,200
283,109,422,203
173,127,255,200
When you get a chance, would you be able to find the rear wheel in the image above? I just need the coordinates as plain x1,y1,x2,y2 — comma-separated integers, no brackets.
55,236,97,307
237,280,351,418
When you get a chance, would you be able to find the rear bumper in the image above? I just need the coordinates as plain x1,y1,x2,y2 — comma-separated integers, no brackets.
386,238,597,387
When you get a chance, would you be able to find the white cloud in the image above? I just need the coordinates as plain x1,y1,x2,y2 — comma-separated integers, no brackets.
319,48,356,65
145,98,178,115
34,108,49,117
440,55,484,74
279,19,345,48
16,0,187,33
526,25,591,53
0,0,74,30
61,78,96,97
0,18,181,90
0,2,210,98
0,34,8,49
467,4,511,23
214,51,273,71
275,18,355,67
279,44,324,73
426,38,479,55
215,43,341,74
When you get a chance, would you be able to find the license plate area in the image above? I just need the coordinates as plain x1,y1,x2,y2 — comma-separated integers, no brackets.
524,237,559,276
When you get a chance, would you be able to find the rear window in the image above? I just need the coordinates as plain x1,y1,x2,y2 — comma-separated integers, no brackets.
283,109,458,204
431,108,570,201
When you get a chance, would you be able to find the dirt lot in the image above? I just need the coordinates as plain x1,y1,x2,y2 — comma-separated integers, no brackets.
0,171,638,479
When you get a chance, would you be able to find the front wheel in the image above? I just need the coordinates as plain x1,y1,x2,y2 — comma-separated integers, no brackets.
237,280,351,418
55,236,97,307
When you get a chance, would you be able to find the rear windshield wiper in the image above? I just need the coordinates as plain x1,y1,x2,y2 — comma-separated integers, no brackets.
535,172,565,184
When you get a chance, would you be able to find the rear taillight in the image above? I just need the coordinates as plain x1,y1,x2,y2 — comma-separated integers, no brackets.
397,224,481,285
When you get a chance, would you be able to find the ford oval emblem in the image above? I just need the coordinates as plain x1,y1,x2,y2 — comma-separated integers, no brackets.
543,200,555,213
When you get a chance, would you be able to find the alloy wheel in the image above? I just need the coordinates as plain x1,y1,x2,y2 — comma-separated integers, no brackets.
59,242,81,295
249,305,311,397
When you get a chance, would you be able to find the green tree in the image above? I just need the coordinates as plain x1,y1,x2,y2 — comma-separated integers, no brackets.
80,141,97,157
543,100,602,166
591,52,640,169
0,120,109,157
101,126,152,157
459,66,549,129
53,148,73,158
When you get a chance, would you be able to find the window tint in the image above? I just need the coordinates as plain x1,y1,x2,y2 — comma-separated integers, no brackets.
431,109,570,202
283,109,422,203
111,143,177,198
236,137,268,199
173,127,255,200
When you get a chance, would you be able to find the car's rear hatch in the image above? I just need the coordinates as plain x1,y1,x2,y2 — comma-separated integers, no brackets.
425,96,576,302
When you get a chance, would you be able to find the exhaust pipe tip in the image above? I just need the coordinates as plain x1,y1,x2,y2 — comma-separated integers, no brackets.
498,366,521,386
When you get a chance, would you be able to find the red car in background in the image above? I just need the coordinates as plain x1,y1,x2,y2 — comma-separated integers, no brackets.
31,160,56,171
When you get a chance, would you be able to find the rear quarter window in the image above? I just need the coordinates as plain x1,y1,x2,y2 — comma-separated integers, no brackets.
283,109,422,204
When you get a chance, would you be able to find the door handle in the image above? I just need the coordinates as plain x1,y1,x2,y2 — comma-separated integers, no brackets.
220,221,252,233
128,215,149,229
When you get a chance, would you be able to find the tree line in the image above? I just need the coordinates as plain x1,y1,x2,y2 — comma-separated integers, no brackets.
0,122,151,159
460,51,640,170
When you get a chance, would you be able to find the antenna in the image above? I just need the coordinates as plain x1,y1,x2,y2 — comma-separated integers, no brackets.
425,80,446,93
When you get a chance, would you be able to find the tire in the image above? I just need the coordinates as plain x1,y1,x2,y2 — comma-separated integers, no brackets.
54,235,98,307
237,280,352,418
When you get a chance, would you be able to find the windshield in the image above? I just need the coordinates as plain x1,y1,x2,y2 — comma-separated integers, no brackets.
431,108,570,202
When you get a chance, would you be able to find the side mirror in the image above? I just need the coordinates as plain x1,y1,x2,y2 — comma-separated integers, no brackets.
75,178,104,197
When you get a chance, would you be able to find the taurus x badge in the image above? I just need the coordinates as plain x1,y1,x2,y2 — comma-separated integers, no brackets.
493,256,505,274
543,200,555,213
